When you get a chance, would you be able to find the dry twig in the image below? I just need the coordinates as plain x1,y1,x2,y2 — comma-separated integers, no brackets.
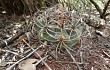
63,42,82,70
6,45,42,70
0,49,23,57
23,40,52,70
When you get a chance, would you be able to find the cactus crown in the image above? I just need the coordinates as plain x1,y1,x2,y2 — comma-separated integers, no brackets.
34,5,82,47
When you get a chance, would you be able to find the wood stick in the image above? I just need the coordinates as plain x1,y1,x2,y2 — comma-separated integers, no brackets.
0,31,25,48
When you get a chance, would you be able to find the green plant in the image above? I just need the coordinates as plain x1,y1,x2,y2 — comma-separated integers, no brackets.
59,0,91,14
34,5,82,47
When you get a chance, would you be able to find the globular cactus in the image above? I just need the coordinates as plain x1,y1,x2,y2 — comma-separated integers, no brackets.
34,6,82,47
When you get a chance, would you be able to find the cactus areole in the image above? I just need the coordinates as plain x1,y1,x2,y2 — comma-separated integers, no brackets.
35,8,82,47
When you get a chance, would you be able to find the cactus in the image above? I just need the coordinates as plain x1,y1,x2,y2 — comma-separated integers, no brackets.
34,6,82,47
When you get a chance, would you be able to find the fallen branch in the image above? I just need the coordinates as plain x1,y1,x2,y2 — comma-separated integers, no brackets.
100,0,110,19
90,0,110,19
0,31,25,48
90,0,103,15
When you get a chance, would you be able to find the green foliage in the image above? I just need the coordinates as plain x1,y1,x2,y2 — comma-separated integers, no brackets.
59,0,91,14
34,5,82,47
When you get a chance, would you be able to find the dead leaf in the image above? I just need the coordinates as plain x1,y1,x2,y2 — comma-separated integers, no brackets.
0,67,5,70
0,59,7,67
34,50,44,58
18,59,37,70
96,29,109,37
16,35,26,45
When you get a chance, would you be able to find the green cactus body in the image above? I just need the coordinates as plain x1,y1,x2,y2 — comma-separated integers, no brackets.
35,8,82,47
